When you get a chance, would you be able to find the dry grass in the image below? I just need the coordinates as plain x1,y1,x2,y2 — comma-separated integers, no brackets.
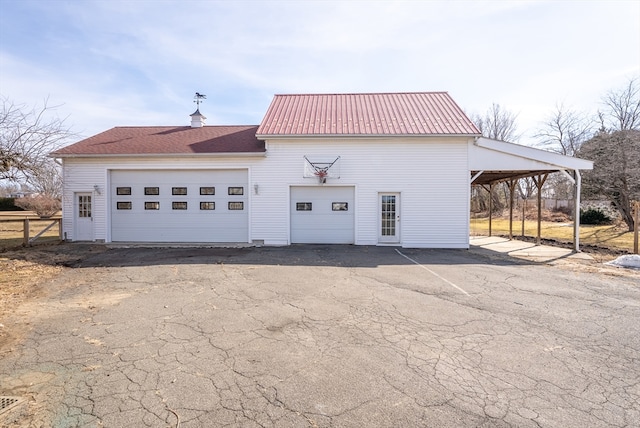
0,215,61,250
470,217,636,254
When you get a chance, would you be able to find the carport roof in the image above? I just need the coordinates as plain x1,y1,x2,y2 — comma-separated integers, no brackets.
51,125,266,157
470,137,593,185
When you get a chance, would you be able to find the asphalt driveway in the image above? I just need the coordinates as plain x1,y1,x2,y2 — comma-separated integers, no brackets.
1,244,639,427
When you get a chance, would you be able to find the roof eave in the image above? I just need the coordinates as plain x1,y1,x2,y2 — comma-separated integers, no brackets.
50,151,267,159
255,133,482,139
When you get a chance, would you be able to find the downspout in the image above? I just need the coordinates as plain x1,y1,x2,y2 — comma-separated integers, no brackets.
574,170,582,252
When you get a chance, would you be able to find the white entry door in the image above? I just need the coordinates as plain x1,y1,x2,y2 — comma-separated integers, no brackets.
74,193,93,241
379,193,400,244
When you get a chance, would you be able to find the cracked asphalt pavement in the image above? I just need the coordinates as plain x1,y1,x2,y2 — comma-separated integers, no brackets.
1,244,639,427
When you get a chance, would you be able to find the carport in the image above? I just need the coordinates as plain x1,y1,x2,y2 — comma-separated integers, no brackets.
469,137,594,251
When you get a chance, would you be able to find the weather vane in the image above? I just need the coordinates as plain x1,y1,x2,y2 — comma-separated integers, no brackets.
194,92,206,108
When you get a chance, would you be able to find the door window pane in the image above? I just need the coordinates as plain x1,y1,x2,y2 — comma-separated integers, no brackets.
381,195,396,236
78,195,92,218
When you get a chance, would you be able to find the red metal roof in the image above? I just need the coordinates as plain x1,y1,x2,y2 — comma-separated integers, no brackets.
52,125,265,156
256,92,481,136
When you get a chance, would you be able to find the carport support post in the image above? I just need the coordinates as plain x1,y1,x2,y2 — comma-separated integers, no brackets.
533,174,548,246
634,201,639,254
573,170,582,252
522,199,526,237
488,183,493,237
508,179,517,240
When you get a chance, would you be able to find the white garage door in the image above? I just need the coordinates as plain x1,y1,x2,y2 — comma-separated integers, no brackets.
290,186,354,244
111,170,248,243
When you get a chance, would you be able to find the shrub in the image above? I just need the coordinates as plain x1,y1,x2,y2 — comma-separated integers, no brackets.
0,197,25,211
580,208,612,225
14,195,61,217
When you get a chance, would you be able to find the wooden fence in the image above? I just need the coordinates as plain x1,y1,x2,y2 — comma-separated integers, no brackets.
0,214,63,246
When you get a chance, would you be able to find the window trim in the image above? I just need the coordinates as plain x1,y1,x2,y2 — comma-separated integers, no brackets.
296,202,313,211
172,187,188,196
144,187,160,196
332,202,349,211
116,187,131,195
228,187,244,195
200,186,215,195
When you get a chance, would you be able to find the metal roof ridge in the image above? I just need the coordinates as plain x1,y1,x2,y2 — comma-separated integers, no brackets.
272,91,450,96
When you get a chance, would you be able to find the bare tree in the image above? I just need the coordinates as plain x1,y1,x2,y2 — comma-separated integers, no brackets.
471,103,521,142
30,159,63,199
518,177,537,201
578,129,640,231
470,103,520,214
1,96,73,193
599,77,640,131
535,102,593,156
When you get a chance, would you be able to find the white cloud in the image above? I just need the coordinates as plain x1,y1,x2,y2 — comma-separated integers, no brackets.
1,0,638,143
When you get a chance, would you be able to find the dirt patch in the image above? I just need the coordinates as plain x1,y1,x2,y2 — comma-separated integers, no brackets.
0,242,107,351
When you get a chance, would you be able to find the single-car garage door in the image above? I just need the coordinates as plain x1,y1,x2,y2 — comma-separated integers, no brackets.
111,169,248,243
290,186,354,244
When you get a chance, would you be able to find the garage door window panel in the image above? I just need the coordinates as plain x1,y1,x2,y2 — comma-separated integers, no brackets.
117,202,132,210
116,187,131,195
144,187,159,196
172,202,187,210
228,187,244,195
172,187,187,195
200,187,215,195
145,202,160,210
332,202,348,211
296,202,312,211
228,202,244,210
200,202,215,210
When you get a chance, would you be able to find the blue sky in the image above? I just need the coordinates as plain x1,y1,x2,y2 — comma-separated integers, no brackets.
1,0,638,145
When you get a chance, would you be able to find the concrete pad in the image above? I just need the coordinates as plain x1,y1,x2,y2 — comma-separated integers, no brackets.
470,236,593,263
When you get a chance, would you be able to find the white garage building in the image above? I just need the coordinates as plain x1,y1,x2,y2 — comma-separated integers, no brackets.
52,92,592,248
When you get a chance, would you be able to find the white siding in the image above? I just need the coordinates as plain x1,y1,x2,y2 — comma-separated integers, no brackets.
251,137,471,248
61,137,471,247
